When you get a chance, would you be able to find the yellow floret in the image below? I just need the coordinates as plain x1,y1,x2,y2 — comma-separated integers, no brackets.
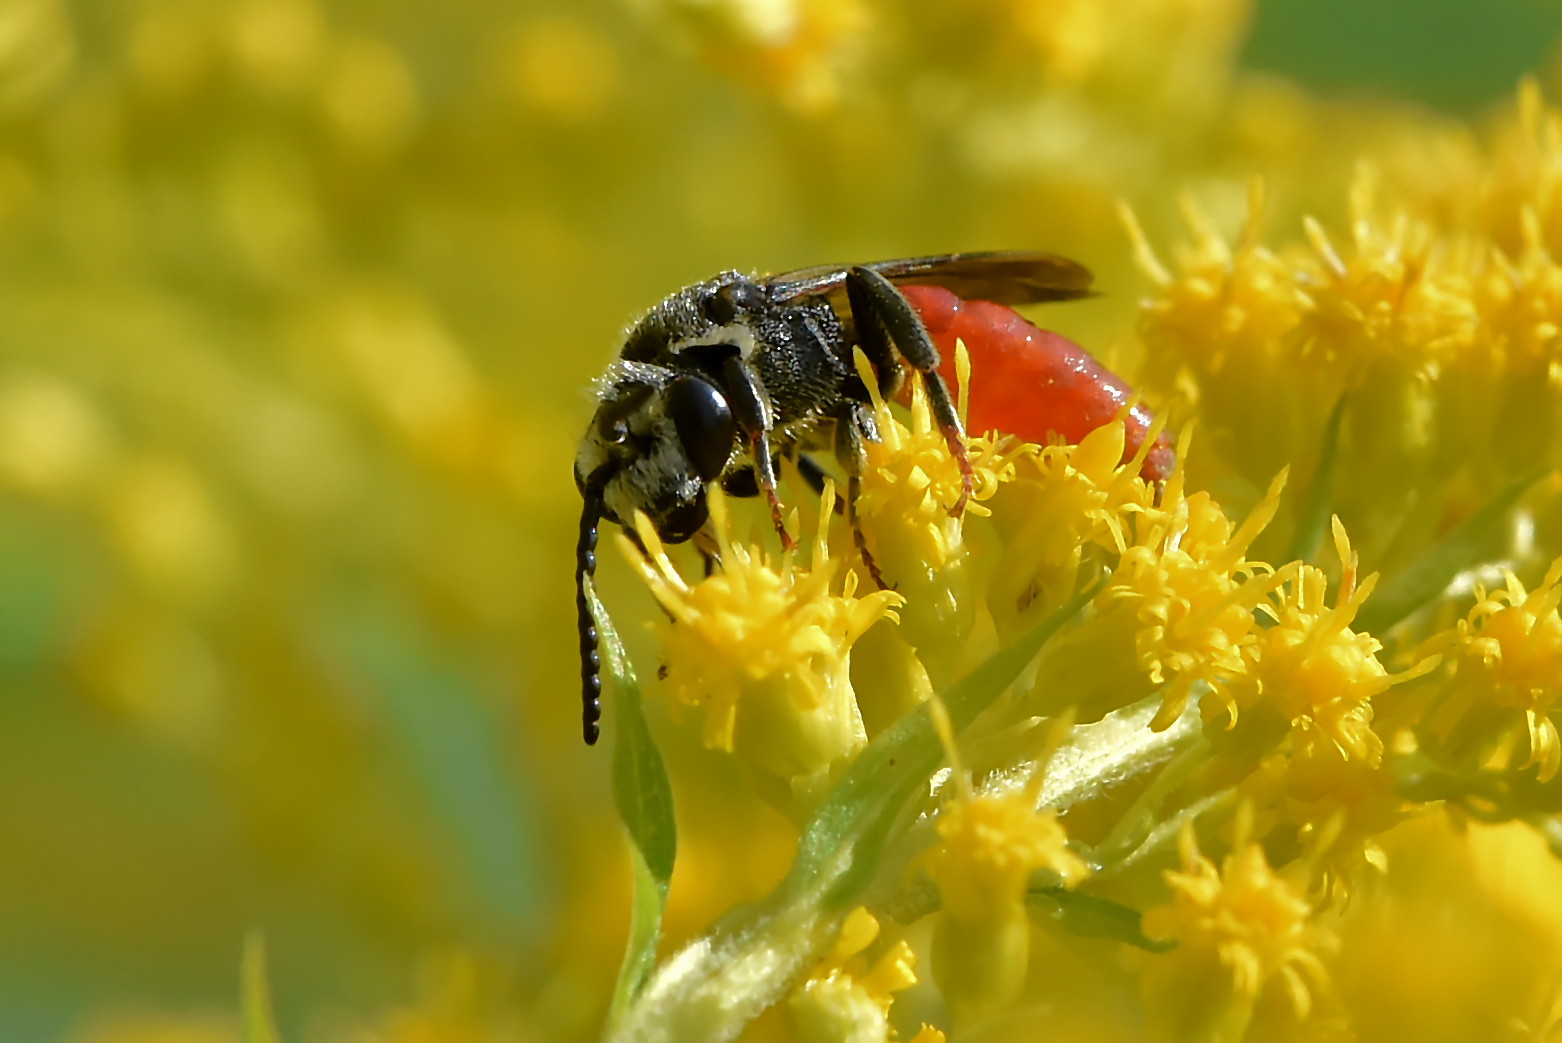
1295,168,1479,380
921,701,1090,1022
1424,556,1562,781
926,791,1088,923
985,409,1164,640
1026,467,1294,729
1140,814,1337,1040
1225,517,1438,763
850,345,1026,682
786,907,920,1043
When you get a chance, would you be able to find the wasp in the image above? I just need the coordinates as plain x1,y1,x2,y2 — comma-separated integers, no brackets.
574,252,1173,744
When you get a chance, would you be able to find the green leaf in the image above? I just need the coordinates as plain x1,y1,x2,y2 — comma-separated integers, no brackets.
607,843,669,1029
1029,884,1175,952
592,579,676,887
241,932,282,1043
1356,467,1551,635
1287,393,1347,564
589,578,676,1028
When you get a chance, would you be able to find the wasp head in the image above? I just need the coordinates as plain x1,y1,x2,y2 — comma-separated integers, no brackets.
575,361,738,543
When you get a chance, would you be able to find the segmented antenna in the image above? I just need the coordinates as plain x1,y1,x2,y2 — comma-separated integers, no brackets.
577,481,605,745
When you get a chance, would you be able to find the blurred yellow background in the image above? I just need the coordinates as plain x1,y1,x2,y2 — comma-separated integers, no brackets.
3,0,1562,1041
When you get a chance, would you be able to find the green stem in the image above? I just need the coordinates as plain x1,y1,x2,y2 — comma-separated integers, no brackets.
866,695,1203,923
1103,788,1239,877
606,583,1100,1043
1092,730,1211,865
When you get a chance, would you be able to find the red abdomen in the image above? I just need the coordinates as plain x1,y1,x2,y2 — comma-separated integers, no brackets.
898,284,1175,482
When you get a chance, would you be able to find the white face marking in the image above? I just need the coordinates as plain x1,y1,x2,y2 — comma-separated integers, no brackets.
672,322,760,361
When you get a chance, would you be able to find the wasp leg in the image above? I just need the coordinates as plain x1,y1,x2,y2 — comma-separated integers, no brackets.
834,401,889,590
793,453,845,514
721,355,795,551
845,265,974,516
841,278,906,401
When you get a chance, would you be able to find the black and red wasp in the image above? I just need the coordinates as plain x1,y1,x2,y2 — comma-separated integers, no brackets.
574,251,1173,744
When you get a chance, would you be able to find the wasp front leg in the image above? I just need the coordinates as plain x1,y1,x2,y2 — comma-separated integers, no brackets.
721,355,795,551
845,266,974,516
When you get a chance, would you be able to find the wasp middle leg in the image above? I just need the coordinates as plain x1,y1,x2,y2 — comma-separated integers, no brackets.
832,400,890,590
845,265,974,516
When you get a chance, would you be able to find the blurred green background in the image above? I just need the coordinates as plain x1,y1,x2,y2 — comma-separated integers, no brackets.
0,0,1557,1041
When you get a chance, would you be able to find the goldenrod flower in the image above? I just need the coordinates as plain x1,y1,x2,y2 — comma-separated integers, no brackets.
1141,816,1338,1041
786,907,920,1043
851,347,1024,682
1242,736,1400,899
1127,185,1302,388
1295,170,1479,381
985,411,1162,639
921,715,1090,1024
1483,76,1562,258
1129,169,1518,562
640,0,870,114
1126,186,1310,487
620,483,904,813
1026,466,1293,728
1224,517,1436,763
1423,556,1562,781
926,789,1089,924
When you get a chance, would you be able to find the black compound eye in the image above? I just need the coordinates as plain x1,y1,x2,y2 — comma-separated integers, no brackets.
659,495,709,544
666,375,735,482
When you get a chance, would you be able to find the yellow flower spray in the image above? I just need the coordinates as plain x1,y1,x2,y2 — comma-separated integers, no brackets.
27,1,1562,1042
621,481,904,817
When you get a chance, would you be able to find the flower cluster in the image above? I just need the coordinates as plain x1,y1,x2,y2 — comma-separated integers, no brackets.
621,482,904,815
599,81,1562,1026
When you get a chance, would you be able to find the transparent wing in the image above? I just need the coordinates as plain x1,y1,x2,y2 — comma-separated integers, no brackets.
764,250,1094,308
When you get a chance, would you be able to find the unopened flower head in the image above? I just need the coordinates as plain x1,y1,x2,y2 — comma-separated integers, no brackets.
619,483,903,809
